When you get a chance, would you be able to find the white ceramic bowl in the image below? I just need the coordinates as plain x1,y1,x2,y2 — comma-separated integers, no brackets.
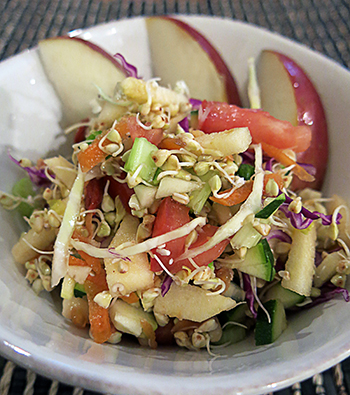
0,15,350,395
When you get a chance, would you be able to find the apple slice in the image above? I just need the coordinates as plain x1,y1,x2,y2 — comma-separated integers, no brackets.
257,50,328,191
146,16,241,105
38,37,128,126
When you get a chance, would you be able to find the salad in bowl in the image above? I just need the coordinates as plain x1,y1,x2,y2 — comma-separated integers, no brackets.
0,15,349,395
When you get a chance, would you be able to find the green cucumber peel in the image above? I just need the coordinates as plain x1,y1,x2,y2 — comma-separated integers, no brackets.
237,163,255,180
124,137,158,183
255,193,286,219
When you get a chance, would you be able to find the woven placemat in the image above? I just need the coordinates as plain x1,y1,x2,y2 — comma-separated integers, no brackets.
1,1,350,394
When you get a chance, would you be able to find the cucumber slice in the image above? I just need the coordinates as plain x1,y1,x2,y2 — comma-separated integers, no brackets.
264,282,305,308
12,177,38,217
230,221,262,249
215,304,248,346
255,299,287,346
232,239,275,281
188,170,218,214
237,163,255,180
124,137,158,183
213,325,246,346
219,303,247,325
74,283,86,298
255,193,286,219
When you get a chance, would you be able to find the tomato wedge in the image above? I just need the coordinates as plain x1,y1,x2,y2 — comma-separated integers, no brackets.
175,224,229,270
198,101,311,153
150,197,190,273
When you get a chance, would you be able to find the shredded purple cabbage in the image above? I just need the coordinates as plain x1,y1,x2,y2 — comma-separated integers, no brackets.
242,273,257,319
113,53,140,79
179,116,189,133
161,275,173,297
264,157,275,172
241,150,255,165
265,229,292,243
107,248,131,262
297,162,317,177
190,98,202,111
8,151,50,188
298,284,349,310
279,194,342,230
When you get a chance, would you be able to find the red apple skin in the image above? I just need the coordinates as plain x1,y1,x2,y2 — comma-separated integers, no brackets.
266,51,328,191
160,16,242,106
51,36,128,72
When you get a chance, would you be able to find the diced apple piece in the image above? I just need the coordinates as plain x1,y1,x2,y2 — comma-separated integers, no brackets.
195,127,252,157
44,156,77,189
281,224,317,296
146,16,241,105
38,37,128,126
105,214,154,297
257,50,328,190
153,282,236,322
326,194,350,246
109,299,157,337
12,228,57,264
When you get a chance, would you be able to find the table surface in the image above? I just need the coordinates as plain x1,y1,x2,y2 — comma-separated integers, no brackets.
1,0,350,394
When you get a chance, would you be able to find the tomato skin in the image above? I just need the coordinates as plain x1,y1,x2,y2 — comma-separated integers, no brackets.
175,224,229,270
107,176,133,213
123,116,164,146
84,178,104,210
198,101,311,153
150,199,229,274
150,197,190,273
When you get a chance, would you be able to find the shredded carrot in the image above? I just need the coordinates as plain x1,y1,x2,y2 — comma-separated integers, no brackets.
68,255,88,266
210,181,253,206
210,173,285,207
77,132,112,173
158,137,186,150
85,270,112,343
261,142,315,183
120,292,139,304
140,319,157,349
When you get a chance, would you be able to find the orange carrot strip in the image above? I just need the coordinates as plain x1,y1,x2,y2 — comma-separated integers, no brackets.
158,137,186,150
210,173,285,207
120,292,139,304
68,255,88,266
77,133,112,173
78,250,103,275
85,270,112,344
210,181,253,206
261,142,315,183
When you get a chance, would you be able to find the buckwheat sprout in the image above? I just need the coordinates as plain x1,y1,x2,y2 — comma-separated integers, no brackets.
64,120,92,135
44,166,62,187
156,170,178,181
211,161,245,191
136,112,152,130
250,276,271,323
80,208,106,224
22,238,54,255
152,253,179,283
168,149,198,158
188,257,200,270
183,265,208,282
337,238,350,260
205,334,221,358
222,320,248,330
333,204,350,240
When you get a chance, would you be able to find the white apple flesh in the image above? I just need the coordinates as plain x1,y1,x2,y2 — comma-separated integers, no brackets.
146,16,241,105
39,37,128,127
258,50,328,191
